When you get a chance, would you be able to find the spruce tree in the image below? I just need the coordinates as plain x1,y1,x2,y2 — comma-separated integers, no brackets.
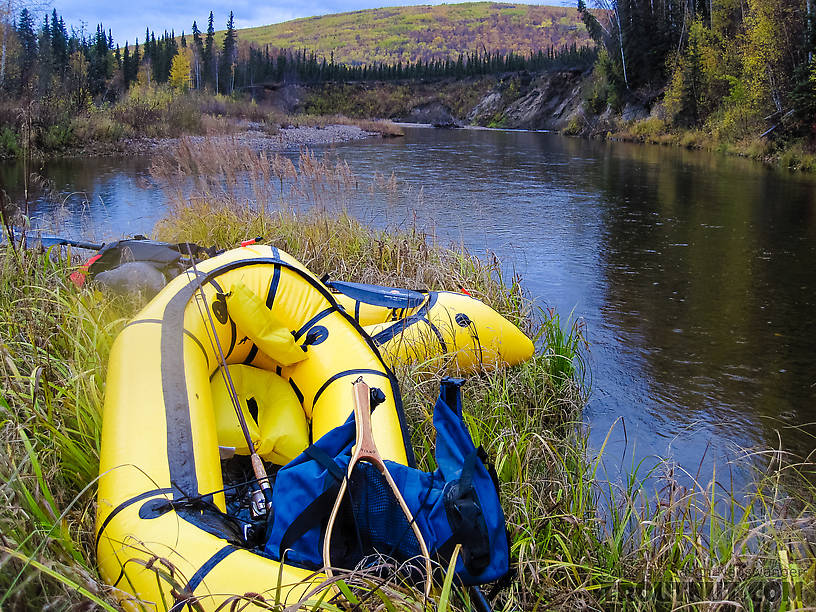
204,11,215,89
150,31,159,83
50,10,68,76
37,15,53,86
133,38,140,81
220,11,237,93
191,21,203,89
88,22,110,93
123,42,131,86
16,8,38,89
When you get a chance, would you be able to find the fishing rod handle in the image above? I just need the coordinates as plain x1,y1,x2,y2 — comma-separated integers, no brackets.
249,453,273,517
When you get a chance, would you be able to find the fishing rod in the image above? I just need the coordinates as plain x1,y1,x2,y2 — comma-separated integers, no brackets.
7,228,104,250
183,242,272,519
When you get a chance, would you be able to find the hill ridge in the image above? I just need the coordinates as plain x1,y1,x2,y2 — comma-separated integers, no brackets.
231,2,590,65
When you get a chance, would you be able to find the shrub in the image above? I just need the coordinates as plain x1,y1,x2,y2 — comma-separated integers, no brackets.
70,115,128,142
110,85,202,137
627,117,668,141
584,48,624,114
776,141,816,171
39,123,73,151
0,126,20,158
563,115,583,135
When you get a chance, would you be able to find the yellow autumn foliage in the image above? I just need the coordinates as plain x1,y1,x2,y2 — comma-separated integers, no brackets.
169,49,193,91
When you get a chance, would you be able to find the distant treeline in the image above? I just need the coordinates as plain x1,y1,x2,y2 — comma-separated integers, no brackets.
239,44,595,86
0,7,594,102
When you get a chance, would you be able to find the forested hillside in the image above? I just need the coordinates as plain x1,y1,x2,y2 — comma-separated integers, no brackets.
577,0,816,165
234,3,590,65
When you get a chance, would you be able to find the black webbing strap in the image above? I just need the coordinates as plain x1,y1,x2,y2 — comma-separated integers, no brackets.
277,444,348,560
304,445,346,483
459,448,478,492
278,482,342,561
486,564,516,600
437,448,491,576
172,242,218,259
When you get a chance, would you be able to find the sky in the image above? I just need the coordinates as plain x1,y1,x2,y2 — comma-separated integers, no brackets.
50,0,568,47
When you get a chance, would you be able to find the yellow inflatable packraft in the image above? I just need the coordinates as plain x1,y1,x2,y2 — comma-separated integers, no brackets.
96,245,535,611
96,245,414,610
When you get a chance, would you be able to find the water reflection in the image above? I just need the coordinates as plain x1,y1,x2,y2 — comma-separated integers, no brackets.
588,139,816,469
4,127,815,490
1,156,160,241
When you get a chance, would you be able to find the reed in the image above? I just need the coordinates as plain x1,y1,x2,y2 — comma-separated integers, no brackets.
1,137,813,610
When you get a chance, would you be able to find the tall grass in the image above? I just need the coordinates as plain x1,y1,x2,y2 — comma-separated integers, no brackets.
1,137,814,610
0,244,129,609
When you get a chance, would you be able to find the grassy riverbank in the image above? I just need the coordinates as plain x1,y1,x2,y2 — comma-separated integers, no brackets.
0,85,401,160
586,116,816,173
2,140,815,610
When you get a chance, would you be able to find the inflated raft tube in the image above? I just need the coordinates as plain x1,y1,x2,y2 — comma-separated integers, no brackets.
96,245,414,610
327,280,534,373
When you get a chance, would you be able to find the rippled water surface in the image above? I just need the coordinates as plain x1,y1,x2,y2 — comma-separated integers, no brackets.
6,126,816,488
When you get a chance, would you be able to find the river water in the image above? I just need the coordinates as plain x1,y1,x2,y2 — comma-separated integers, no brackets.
5,126,816,490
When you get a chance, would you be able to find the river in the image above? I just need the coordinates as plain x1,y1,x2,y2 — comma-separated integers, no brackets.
5,126,816,491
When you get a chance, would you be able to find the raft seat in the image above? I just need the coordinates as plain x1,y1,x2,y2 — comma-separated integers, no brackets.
211,364,309,465
210,281,316,465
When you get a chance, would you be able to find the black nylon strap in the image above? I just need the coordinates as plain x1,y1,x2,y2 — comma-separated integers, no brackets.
438,449,491,577
95,487,175,550
486,564,516,600
170,544,238,611
276,443,351,560
312,368,389,407
293,307,335,341
459,449,478,493
304,445,346,482
278,482,341,561
477,445,501,491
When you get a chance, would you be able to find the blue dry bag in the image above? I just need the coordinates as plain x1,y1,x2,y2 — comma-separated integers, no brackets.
264,377,510,586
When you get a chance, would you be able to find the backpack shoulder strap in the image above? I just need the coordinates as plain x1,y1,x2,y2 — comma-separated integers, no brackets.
276,444,346,559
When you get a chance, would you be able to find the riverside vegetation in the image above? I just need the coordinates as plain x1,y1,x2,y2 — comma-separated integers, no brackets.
1,139,815,610
3,2,816,169
571,0,816,170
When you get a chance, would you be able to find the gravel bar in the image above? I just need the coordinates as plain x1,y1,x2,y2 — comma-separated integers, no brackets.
65,124,376,158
